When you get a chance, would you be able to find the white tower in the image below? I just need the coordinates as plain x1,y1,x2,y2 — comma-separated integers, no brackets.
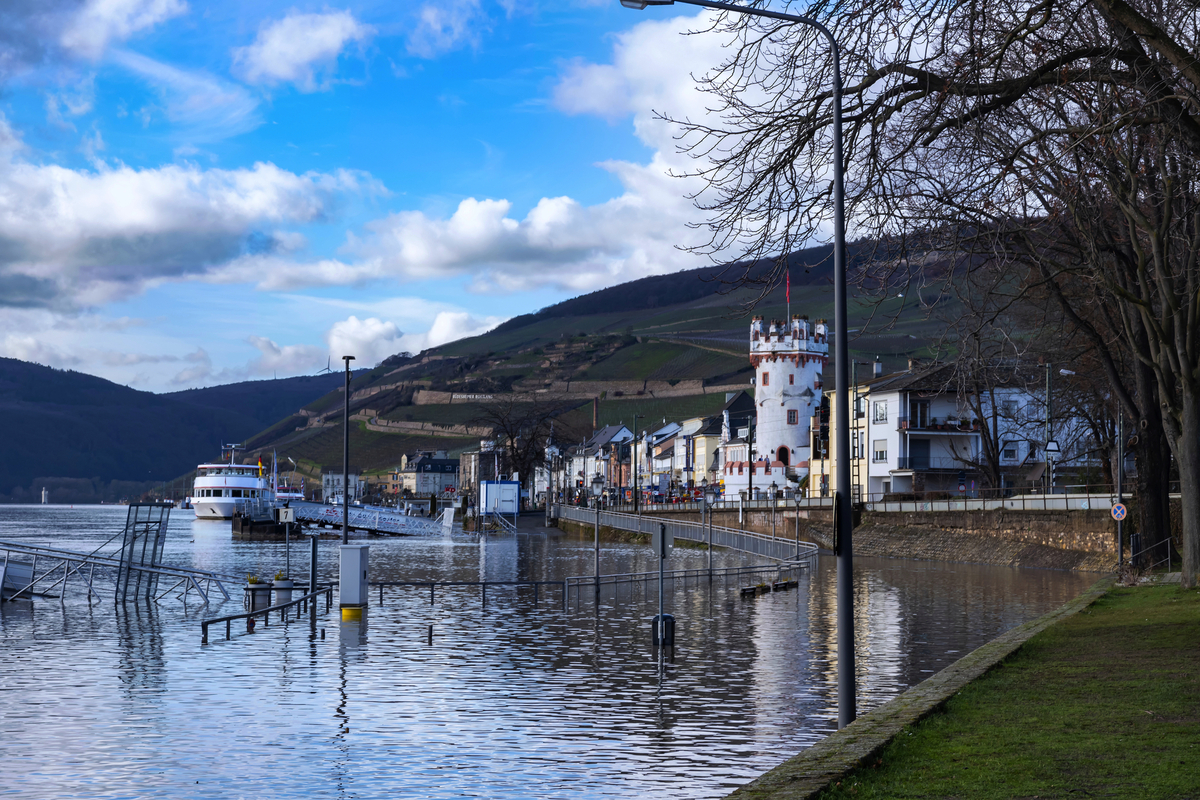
750,315,829,471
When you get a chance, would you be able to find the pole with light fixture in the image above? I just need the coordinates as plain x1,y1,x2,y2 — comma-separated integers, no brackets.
592,472,605,596
620,0,855,727
343,355,355,545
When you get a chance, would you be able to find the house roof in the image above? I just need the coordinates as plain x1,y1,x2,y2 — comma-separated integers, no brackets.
585,424,631,449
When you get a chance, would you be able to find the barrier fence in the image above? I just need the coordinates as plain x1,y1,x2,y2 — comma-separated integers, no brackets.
554,504,819,562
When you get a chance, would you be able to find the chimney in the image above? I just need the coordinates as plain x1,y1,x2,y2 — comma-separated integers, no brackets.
873,358,883,378
907,357,920,372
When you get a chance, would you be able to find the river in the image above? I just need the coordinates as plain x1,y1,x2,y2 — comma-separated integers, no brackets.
0,504,1094,798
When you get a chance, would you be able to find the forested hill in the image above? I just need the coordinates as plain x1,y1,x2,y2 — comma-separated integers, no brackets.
0,359,341,503
491,245,837,335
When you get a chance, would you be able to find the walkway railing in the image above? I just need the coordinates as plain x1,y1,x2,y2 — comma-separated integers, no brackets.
0,540,238,604
554,505,818,562
563,562,810,604
371,580,566,609
201,585,333,643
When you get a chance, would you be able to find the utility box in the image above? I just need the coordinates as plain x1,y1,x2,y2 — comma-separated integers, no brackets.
480,480,520,517
339,544,369,608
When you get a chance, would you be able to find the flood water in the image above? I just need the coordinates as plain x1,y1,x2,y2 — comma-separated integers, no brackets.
0,505,1095,798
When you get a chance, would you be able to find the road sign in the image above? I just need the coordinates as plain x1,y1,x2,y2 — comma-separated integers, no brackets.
1111,503,1127,521
652,524,674,558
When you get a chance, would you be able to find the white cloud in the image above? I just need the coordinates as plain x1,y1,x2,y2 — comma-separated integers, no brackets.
326,315,403,367
0,116,374,308
407,0,486,58
112,49,260,141
61,0,188,60
233,10,374,92
246,335,325,375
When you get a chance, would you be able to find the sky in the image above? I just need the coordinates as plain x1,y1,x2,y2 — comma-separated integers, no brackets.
0,0,749,392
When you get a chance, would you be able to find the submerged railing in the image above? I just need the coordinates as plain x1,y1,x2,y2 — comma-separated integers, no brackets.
201,585,333,643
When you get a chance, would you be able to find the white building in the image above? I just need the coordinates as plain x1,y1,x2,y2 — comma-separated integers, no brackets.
811,360,1099,500
721,315,829,498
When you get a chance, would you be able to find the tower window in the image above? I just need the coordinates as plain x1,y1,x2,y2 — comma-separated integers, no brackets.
789,374,794,385
762,372,769,386
787,410,799,425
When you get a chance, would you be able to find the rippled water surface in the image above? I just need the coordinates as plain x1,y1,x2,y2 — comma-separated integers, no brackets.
0,505,1095,798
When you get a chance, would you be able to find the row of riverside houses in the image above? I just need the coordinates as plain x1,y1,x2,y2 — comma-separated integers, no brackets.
539,314,1103,507
317,450,460,504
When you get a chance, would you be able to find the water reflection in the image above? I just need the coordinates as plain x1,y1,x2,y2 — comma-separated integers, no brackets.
0,506,1095,798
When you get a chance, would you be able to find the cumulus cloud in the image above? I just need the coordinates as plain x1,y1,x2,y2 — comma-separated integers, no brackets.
325,316,402,368
0,116,374,309
246,335,325,375
407,0,486,58
233,10,374,92
61,0,188,60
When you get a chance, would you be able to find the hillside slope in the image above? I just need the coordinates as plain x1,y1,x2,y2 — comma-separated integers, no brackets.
0,360,341,503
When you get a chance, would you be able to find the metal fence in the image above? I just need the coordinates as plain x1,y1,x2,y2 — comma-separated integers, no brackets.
554,504,819,562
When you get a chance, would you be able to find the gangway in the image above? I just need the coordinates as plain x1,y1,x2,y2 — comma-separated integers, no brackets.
288,501,455,537
0,504,240,605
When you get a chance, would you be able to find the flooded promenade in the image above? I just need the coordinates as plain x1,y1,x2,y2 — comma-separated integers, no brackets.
0,505,1093,798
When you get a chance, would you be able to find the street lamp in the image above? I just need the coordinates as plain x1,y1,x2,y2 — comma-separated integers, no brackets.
620,0,855,727
592,472,605,595
342,355,355,545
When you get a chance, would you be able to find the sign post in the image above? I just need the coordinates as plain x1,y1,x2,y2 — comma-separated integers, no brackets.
651,522,674,647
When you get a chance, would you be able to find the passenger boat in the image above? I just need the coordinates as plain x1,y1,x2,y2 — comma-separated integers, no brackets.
191,445,269,520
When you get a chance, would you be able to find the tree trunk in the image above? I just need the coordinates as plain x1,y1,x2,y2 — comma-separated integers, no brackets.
1133,409,1173,565
1174,394,1200,588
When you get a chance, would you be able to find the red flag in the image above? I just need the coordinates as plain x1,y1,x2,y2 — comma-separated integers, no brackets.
786,270,790,303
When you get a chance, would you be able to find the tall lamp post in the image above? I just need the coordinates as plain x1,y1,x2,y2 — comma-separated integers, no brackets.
619,0,855,727
633,414,645,513
592,473,605,595
342,355,355,545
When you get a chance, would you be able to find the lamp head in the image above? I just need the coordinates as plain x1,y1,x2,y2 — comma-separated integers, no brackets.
621,0,674,7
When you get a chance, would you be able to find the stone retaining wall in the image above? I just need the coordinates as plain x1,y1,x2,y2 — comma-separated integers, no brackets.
633,507,1115,572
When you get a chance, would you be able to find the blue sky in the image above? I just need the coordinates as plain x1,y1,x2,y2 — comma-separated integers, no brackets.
0,0,751,391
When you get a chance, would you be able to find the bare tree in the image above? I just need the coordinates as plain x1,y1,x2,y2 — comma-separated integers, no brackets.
664,0,1199,583
471,398,584,499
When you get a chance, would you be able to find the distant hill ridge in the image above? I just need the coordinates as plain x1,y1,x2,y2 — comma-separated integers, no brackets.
491,245,835,335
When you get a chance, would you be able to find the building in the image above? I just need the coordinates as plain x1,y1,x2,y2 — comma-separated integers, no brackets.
392,451,460,497
811,360,1097,501
322,468,363,503
720,316,828,498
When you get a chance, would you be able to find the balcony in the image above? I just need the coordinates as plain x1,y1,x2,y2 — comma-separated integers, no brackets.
894,457,971,471
896,416,981,432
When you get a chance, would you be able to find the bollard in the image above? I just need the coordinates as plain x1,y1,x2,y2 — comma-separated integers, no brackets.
652,613,675,647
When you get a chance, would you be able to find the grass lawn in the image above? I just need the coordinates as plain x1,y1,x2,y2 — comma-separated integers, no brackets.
817,585,1200,799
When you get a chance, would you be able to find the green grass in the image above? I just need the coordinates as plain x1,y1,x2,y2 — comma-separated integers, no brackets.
583,342,693,381
817,585,1200,799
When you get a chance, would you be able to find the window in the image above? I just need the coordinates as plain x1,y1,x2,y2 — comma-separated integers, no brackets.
789,374,795,385
787,409,799,425
1002,443,1018,461
873,401,887,422
873,440,887,462
1001,400,1019,418
762,371,769,386
854,396,866,419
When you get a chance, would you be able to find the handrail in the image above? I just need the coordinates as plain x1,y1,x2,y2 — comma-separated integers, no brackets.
201,585,333,643
1130,538,1177,573
372,580,566,610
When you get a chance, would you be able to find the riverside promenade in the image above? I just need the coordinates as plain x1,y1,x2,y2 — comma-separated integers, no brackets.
730,576,1200,799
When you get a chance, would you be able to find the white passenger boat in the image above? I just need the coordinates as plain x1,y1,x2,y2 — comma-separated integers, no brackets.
192,445,269,520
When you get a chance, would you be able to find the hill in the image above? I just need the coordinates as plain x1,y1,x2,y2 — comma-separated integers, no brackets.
242,244,950,481
0,361,344,503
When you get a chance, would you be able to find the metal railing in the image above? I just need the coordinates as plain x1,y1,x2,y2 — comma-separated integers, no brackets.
201,584,333,643
371,580,566,610
555,505,819,562
1130,538,1177,573
0,540,238,604
564,561,811,599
